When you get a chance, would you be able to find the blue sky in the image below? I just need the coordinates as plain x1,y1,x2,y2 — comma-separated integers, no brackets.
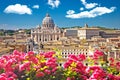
0,0,120,29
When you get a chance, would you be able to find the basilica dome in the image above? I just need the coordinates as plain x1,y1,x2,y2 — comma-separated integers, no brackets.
42,13,54,25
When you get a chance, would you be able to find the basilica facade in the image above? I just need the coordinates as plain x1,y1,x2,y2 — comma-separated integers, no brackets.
31,13,61,44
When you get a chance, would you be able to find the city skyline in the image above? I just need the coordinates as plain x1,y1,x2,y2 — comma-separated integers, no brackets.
0,0,120,30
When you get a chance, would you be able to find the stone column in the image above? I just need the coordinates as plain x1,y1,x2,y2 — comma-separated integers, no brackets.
54,35,55,40
31,34,33,40
44,35,45,42
34,34,36,43
59,34,61,40
47,35,49,41
114,51,117,59
48,35,50,41
54,35,56,40
42,35,44,42
52,35,54,41
38,34,40,42
37,34,38,43
40,34,43,42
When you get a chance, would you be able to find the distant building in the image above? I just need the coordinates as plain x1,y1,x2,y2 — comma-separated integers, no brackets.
100,31,120,38
31,13,62,44
78,24,100,39
65,29,78,38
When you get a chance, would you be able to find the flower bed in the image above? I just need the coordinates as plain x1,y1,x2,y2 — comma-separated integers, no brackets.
0,50,120,80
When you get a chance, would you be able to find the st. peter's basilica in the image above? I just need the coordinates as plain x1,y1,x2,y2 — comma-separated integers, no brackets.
31,13,62,44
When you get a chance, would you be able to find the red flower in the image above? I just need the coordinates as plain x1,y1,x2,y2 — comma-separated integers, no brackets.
78,54,86,61
19,62,31,72
7,77,14,80
109,57,114,63
108,74,115,80
13,50,21,56
68,54,78,61
28,51,34,57
36,72,44,77
63,61,72,68
89,69,106,79
0,75,6,80
30,57,39,64
93,50,104,59
44,51,55,58
116,62,120,68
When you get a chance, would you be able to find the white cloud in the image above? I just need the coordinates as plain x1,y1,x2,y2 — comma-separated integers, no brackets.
81,0,98,9
33,5,39,9
81,0,86,4
4,4,32,15
85,3,98,9
66,7,116,19
67,10,75,15
80,7,84,11
48,0,60,8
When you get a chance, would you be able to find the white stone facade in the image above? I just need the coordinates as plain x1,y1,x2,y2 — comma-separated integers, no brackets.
78,24,99,39
31,13,61,43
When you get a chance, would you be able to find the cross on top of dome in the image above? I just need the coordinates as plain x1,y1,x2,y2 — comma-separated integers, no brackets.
46,13,50,17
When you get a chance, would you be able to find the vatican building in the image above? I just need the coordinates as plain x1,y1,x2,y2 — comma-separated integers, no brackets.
31,13,62,44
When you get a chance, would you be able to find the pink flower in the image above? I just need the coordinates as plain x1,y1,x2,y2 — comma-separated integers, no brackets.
27,51,34,57
13,50,21,56
76,62,84,68
46,58,58,68
66,77,75,80
30,57,38,64
68,54,78,61
63,61,71,68
89,69,106,79
44,51,55,58
52,67,57,72
5,72,17,79
91,66,101,70
116,76,120,80
0,75,6,80
86,67,91,73
44,69,51,75
93,50,104,59
78,54,86,61
47,57,56,63
107,74,115,80
19,62,31,72
86,66,102,74
7,77,14,80
2,55,9,61
5,59,17,72
67,77,71,80
0,73,6,77
46,61,57,68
